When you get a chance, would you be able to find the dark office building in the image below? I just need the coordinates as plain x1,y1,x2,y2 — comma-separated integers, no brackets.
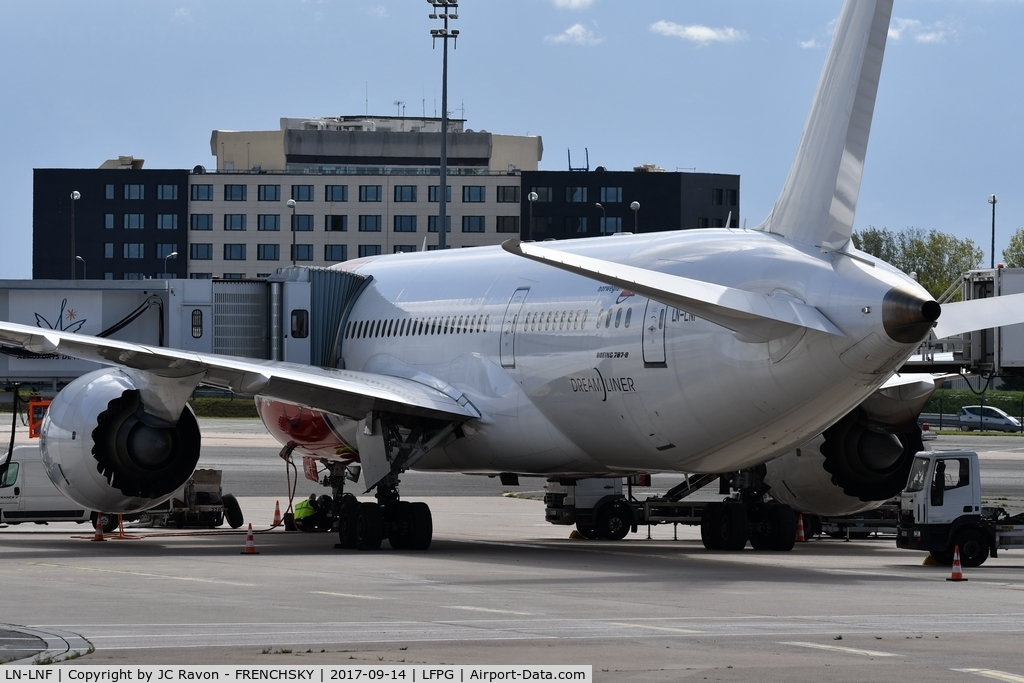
520,169,739,241
34,164,189,280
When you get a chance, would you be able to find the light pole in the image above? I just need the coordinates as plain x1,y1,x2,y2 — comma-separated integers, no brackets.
287,199,297,265
595,202,605,234
630,201,640,232
163,251,177,279
528,191,537,240
70,190,80,280
989,194,998,269
76,255,86,280
428,0,459,251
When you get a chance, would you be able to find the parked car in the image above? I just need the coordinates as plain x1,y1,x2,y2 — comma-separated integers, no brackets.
957,406,1021,432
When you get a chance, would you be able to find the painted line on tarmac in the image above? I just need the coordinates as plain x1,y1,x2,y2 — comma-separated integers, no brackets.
445,606,535,616
609,622,701,634
25,562,255,587
779,641,900,657
954,669,1024,683
311,591,390,600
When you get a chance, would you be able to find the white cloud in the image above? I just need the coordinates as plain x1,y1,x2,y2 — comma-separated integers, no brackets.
799,38,820,49
174,7,192,22
650,20,747,46
552,0,595,8
889,17,955,44
545,23,603,46
365,6,388,19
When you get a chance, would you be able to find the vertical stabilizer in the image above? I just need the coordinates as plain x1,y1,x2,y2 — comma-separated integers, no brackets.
760,0,893,251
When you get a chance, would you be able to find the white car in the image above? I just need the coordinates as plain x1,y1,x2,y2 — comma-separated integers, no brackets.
957,406,1021,433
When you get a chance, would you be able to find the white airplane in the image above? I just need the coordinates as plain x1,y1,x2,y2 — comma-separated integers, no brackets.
2,0,1022,552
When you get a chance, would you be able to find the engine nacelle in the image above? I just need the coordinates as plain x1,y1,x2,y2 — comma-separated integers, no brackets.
41,368,202,513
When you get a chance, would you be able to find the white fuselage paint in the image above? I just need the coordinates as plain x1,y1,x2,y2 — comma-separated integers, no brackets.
296,228,924,478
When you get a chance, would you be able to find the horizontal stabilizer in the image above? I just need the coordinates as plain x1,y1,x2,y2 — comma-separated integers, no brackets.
933,293,1024,339
502,240,843,342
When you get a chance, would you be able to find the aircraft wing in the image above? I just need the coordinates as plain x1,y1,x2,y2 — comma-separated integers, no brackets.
502,239,844,342
0,320,479,422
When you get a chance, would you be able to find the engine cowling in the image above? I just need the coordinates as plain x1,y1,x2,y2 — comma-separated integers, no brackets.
40,368,201,513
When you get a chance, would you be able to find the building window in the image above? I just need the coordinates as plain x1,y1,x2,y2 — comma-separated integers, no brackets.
359,215,382,232
123,214,144,229
326,185,348,202
191,309,203,338
124,184,144,200
325,215,347,232
462,216,485,233
566,187,588,203
293,215,313,231
531,186,553,202
496,216,520,233
123,243,145,259
359,185,382,202
291,185,314,202
258,185,280,201
257,244,280,261
258,214,280,231
222,273,245,280
600,216,622,233
191,243,213,260
104,243,114,258
224,214,246,231
123,272,145,280
393,215,417,232
191,184,213,201
292,244,313,262
190,273,213,280
104,272,114,280
600,187,622,203
712,188,724,206
190,214,213,231
726,188,738,206
565,216,587,233
496,186,520,203
697,218,708,229
225,184,247,201
428,216,452,233
325,244,347,262
157,184,178,200
462,186,485,203
394,185,417,202
156,214,178,230
224,244,246,260
156,243,177,259
711,218,725,228
428,185,452,202
358,245,382,258
105,184,115,200
394,245,416,253
104,214,114,230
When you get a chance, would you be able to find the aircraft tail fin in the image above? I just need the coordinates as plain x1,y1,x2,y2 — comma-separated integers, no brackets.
759,0,893,251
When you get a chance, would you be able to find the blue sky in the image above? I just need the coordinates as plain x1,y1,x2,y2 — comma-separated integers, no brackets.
1,0,1022,279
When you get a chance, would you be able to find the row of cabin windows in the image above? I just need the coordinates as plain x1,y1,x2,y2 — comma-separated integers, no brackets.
345,314,493,340
520,307,633,332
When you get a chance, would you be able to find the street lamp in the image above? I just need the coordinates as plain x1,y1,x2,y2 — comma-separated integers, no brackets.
630,201,640,232
528,191,538,240
287,199,297,265
70,190,80,280
75,255,86,280
163,251,178,279
427,0,459,251
989,194,998,269
595,202,605,234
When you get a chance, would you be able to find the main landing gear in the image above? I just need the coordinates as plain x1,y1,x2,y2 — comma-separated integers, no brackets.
332,469,433,551
699,468,797,552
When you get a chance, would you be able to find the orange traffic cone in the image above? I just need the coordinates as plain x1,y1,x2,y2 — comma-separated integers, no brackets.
946,545,967,581
241,523,259,555
91,518,106,542
272,500,283,527
796,514,806,543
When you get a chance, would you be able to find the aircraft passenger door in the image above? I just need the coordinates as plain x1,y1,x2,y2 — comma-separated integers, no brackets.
500,287,530,369
642,299,668,367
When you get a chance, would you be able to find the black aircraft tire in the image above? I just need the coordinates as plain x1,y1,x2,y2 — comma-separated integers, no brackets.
770,505,797,552
337,496,359,549
700,503,723,550
222,494,244,529
720,504,749,551
356,502,383,550
408,502,433,551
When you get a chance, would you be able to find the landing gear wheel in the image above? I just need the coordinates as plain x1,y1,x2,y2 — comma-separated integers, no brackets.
337,495,359,549
222,493,244,529
407,502,433,550
355,502,383,550
596,504,631,541
700,503,723,550
701,503,748,550
575,524,599,540
954,529,989,567
769,505,797,551
387,502,413,550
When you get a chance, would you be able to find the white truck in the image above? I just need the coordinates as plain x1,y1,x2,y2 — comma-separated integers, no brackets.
897,450,1024,566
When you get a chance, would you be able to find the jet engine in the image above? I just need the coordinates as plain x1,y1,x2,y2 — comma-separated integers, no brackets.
40,368,201,513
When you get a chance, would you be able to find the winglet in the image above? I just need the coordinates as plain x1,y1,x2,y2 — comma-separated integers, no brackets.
760,0,893,251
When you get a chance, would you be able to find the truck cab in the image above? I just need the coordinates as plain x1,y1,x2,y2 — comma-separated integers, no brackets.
1,445,90,526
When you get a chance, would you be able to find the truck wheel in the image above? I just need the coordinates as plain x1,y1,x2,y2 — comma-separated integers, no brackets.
954,529,989,567
222,494,244,529
337,496,358,549
596,504,630,541
929,549,953,566
356,502,383,550
575,524,599,540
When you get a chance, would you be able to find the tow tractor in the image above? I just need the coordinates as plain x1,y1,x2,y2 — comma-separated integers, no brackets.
897,450,1024,567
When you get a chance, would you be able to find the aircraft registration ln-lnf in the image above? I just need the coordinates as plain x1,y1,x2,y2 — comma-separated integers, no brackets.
3,0,1024,552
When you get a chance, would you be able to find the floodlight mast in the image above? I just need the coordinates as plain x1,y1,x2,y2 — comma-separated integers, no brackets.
428,0,459,250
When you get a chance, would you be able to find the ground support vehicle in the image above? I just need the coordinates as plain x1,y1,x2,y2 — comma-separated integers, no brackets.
897,450,1024,566
1,445,90,526
141,469,244,529
804,503,901,540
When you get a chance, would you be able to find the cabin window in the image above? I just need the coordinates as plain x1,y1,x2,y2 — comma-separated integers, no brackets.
430,318,437,335
624,308,632,328
659,308,665,329
606,310,613,328
558,312,565,330
485,314,490,332
596,310,604,329
614,309,622,328
581,310,588,327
